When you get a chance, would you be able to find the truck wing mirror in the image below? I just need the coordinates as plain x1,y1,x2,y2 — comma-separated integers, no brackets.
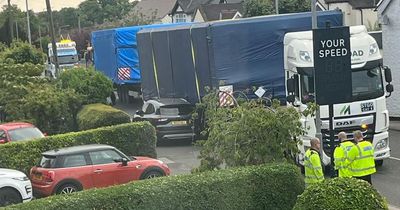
386,84,394,93
287,78,296,93
384,66,392,83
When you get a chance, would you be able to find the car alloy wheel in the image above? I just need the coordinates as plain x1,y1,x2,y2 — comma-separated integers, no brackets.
58,184,78,194
145,171,163,179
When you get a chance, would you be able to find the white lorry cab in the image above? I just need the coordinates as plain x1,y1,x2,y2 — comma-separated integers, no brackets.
284,25,393,167
46,39,79,78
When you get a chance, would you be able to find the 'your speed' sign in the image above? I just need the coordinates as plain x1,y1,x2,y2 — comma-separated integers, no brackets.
313,26,352,105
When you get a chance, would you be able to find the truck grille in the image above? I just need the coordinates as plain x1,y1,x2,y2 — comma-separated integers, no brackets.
321,124,374,157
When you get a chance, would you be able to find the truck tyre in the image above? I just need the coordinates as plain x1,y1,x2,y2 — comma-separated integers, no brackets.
0,188,22,207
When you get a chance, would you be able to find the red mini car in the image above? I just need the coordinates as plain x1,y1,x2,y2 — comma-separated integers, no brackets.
0,122,45,144
30,144,170,197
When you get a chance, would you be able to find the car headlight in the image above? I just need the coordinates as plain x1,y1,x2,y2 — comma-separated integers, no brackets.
369,43,378,55
299,51,312,62
375,138,388,150
12,176,30,181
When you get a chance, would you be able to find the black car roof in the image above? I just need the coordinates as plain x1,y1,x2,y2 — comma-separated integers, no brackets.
42,144,116,156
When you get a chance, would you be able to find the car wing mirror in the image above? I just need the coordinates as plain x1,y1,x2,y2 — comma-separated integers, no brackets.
136,110,144,116
114,158,128,166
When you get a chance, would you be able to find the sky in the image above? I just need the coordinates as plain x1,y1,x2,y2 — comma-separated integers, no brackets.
0,0,85,12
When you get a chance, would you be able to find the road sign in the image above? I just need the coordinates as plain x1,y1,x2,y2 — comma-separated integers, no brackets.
313,26,352,105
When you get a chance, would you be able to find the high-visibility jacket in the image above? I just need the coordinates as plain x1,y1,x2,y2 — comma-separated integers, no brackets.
351,140,376,177
334,140,357,177
304,149,324,185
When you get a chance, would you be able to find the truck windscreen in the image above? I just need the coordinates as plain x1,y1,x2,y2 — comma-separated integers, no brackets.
299,66,384,103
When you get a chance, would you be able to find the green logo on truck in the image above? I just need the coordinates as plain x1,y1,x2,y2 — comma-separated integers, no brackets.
340,105,351,115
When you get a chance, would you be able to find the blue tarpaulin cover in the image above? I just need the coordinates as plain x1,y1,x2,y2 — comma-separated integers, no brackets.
138,11,343,104
92,24,185,85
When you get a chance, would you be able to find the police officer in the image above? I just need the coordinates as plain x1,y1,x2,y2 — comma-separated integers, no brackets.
333,132,357,177
352,130,376,184
304,137,324,185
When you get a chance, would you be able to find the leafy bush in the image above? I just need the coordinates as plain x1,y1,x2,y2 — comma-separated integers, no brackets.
77,103,131,131
293,178,388,210
20,84,83,134
9,164,304,210
0,41,45,64
58,67,113,104
0,122,156,174
194,91,303,172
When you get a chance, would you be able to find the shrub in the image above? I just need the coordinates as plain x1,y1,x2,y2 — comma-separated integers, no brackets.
0,41,45,64
0,122,156,174
9,164,304,210
194,91,303,172
293,178,388,210
58,67,113,104
77,103,131,131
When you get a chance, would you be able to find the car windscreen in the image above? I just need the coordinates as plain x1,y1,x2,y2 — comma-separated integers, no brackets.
159,105,194,116
8,127,45,142
39,155,57,168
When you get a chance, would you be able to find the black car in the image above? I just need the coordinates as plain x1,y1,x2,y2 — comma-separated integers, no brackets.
134,98,196,141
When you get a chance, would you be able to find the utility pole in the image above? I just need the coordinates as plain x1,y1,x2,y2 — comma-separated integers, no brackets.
311,0,324,166
38,24,43,51
7,0,14,42
78,13,81,34
275,0,279,14
15,21,19,40
46,0,59,77
25,0,32,44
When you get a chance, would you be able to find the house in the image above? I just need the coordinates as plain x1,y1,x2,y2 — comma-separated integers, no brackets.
193,3,243,22
170,0,243,23
377,0,400,117
321,0,380,29
131,0,176,23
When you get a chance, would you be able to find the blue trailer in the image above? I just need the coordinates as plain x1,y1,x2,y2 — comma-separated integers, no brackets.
137,11,343,104
91,24,185,103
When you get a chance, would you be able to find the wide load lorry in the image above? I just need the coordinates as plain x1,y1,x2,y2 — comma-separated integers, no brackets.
137,10,393,168
91,24,185,103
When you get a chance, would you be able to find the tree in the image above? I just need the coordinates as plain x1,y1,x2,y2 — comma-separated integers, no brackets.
1,41,45,64
193,91,304,172
58,67,113,105
244,0,311,17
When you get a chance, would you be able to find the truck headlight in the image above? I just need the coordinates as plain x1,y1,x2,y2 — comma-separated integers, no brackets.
299,51,312,62
369,43,378,55
375,138,388,150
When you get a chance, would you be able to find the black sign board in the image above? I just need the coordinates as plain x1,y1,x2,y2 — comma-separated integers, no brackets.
313,27,352,105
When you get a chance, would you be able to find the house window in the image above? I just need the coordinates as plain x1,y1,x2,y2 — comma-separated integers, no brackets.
175,13,187,23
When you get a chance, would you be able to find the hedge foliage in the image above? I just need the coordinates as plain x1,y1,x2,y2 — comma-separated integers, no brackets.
293,178,388,210
58,67,113,104
0,122,156,174
8,164,304,210
77,103,131,131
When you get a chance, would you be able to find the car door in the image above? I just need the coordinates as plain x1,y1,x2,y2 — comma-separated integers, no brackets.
88,149,135,188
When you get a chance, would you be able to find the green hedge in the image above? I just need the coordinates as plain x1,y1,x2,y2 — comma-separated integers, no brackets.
77,103,131,131
0,122,156,174
8,164,304,210
293,178,388,210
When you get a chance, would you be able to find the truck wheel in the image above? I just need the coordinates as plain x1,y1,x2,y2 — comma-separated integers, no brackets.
0,188,22,207
375,160,383,167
